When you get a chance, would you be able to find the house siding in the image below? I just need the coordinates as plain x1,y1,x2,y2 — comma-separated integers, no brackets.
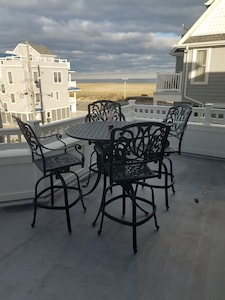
175,56,184,73
184,47,225,104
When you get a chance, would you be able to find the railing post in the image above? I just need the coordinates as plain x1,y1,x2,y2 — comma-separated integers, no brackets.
128,99,136,120
204,103,213,125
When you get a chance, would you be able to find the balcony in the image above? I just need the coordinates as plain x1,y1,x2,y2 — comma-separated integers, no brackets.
154,72,182,103
0,101,225,298
1,150,225,299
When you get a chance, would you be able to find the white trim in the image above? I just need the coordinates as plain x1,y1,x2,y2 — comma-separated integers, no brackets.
177,0,221,46
190,48,211,85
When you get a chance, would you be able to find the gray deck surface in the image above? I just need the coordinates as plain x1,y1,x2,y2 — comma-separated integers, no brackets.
0,153,225,300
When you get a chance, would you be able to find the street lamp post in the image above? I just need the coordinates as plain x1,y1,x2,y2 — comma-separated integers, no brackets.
122,77,128,100
0,109,3,143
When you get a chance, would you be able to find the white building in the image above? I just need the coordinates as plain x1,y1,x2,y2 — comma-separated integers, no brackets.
0,41,78,124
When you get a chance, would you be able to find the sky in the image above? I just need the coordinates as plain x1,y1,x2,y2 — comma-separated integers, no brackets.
0,0,207,79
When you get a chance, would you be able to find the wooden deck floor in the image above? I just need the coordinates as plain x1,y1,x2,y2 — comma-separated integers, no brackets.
0,153,225,300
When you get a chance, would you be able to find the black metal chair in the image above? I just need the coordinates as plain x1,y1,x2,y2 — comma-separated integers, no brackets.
154,103,192,209
13,116,86,233
84,100,126,189
85,100,125,123
96,121,170,254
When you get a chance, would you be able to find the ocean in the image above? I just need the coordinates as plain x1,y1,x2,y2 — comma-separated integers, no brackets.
75,78,156,84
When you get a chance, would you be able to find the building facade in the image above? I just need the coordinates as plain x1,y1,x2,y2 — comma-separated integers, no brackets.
154,0,225,107
0,42,77,124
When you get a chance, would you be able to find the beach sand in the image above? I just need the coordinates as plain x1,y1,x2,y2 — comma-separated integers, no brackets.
76,82,156,111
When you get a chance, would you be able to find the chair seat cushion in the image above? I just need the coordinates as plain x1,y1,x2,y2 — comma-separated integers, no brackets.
35,152,82,173
108,162,158,182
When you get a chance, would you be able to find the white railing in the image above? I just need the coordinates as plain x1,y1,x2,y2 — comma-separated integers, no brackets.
0,115,86,148
156,72,182,92
126,101,225,125
1,55,68,64
0,101,225,202
1,102,225,149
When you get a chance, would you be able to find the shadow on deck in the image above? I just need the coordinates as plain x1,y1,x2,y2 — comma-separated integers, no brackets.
0,154,225,300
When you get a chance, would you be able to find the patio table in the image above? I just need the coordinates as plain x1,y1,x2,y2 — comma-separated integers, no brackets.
65,120,132,143
65,120,163,224
65,121,132,194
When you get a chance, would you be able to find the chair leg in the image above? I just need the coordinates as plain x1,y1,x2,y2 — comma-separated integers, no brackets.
31,176,44,228
50,175,54,207
57,173,72,233
131,186,137,254
97,189,107,235
97,175,112,234
93,173,107,226
122,186,126,216
151,187,159,230
163,162,170,210
83,151,96,187
64,191,72,234
31,193,38,228
72,171,86,211
163,158,176,210
83,170,102,197
168,157,175,193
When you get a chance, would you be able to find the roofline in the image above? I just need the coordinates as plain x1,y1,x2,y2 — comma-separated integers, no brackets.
177,0,221,46
171,39,225,55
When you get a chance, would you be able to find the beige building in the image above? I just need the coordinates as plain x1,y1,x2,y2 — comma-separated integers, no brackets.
0,42,78,124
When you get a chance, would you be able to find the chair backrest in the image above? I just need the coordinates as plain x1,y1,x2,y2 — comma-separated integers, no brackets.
108,122,170,182
163,103,192,154
13,116,45,165
85,100,125,122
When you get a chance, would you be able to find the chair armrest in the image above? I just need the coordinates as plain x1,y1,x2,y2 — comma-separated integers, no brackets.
38,133,67,148
39,134,85,167
74,144,85,167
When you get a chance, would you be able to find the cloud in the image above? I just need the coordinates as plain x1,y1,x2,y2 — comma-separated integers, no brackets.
0,0,206,78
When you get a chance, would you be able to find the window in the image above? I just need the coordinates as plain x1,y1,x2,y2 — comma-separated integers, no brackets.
191,49,210,84
10,94,15,103
33,71,38,83
1,84,5,93
8,72,13,84
3,103,7,111
49,91,54,99
55,91,60,100
53,72,62,83
35,93,40,104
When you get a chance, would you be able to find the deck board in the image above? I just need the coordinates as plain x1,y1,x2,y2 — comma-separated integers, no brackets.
0,153,225,300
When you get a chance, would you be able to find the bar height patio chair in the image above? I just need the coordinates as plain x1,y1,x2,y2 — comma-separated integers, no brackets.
84,100,126,189
13,116,86,233
96,121,170,254
156,103,192,209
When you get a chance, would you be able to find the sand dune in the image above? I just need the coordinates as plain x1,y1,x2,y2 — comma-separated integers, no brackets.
76,82,156,101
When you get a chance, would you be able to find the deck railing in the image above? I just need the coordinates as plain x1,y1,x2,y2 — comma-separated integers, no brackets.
0,102,225,148
0,101,225,202
156,72,182,92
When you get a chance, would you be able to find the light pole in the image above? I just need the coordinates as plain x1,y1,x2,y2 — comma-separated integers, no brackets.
122,77,128,100
37,65,45,124
26,41,35,119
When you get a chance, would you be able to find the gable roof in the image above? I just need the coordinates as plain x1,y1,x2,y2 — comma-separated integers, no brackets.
29,43,55,56
176,0,225,47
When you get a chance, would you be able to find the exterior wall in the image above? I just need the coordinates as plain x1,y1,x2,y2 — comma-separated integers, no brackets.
0,58,27,112
183,47,225,105
175,55,184,73
0,43,76,124
153,92,182,103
